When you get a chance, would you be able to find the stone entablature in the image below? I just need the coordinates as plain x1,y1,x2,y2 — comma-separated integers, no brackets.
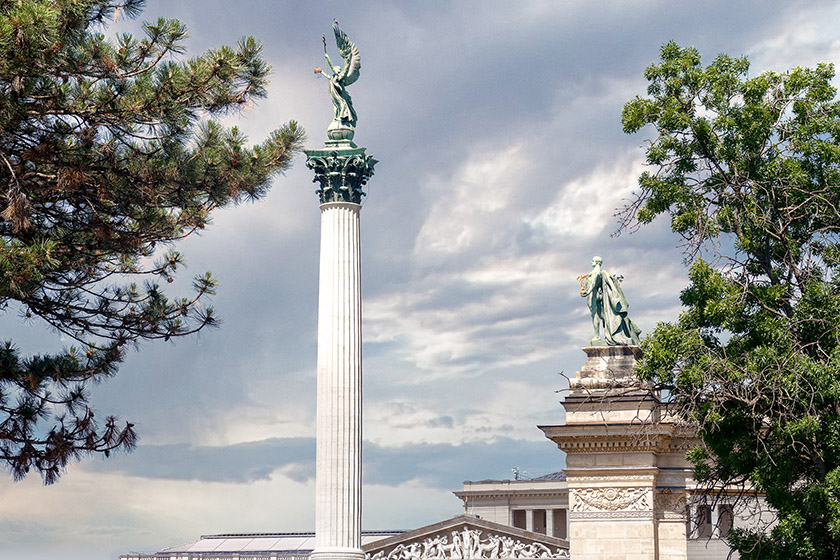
541,426,697,454
455,482,568,501
457,490,567,500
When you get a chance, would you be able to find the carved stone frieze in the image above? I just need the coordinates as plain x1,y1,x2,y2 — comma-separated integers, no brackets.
570,510,655,520
365,528,569,560
571,487,650,512
566,474,653,483
654,489,688,520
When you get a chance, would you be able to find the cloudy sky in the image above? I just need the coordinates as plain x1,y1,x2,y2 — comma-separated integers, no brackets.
3,1,840,558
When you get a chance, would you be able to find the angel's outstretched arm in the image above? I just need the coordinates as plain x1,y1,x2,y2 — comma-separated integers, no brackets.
324,53,340,76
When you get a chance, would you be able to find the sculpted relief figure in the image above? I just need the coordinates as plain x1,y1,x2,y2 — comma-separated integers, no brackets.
479,534,502,558
523,543,554,558
579,256,642,346
450,531,463,559
422,535,446,558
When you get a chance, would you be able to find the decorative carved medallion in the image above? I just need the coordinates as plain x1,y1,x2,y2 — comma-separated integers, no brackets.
366,528,569,560
571,487,650,512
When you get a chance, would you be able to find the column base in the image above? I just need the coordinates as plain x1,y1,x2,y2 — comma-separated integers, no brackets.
311,547,366,560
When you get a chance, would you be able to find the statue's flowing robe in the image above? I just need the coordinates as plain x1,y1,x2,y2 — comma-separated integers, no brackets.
329,76,357,126
588,270,642,346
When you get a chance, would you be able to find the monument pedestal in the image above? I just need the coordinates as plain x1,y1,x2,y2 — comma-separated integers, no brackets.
540,346,695,560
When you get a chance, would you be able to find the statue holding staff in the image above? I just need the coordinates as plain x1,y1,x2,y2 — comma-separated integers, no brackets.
315,20,361,140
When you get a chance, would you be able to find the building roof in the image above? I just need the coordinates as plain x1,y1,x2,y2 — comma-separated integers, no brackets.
531,472,567,481
463,471,567,484
121,531,402,559
162,531,401,553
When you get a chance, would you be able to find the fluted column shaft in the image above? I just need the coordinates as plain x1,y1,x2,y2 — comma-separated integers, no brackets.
312,201,364,560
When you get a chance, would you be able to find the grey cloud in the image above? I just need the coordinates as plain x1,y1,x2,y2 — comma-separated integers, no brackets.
85,438,315,483
363,437,563,488
426,415,455,429
84,437,562,490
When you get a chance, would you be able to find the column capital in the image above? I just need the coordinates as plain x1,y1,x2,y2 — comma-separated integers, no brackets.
305,141,377,204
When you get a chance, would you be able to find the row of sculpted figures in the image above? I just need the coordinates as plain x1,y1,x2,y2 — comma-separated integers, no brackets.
367,528,569,560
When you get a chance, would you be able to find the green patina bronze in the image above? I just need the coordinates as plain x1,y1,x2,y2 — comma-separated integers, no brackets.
305,21,376,205
305,144,377,204
578,256,642,346
304,21,376,204
320,20,361,141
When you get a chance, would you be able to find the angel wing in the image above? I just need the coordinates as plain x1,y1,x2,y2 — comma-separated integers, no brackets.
333,21,361,86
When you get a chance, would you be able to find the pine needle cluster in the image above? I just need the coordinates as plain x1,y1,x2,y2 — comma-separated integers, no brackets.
0,0,305,483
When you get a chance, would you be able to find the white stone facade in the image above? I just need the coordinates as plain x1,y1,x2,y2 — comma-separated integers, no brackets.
455,475,569,540
537,346,766,560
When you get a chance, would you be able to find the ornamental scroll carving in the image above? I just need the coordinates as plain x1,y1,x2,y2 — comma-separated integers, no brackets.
571,487,650,512
366,528,569,560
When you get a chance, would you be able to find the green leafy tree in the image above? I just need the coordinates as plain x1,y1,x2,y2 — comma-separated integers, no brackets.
0,0,304,484
622,42,840,559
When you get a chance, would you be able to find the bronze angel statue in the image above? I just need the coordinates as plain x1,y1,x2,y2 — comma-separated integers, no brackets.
317,21,361,140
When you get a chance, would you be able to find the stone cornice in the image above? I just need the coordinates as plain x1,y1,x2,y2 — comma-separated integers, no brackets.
540,423,697,454
453,488,568,501
563,466,659,479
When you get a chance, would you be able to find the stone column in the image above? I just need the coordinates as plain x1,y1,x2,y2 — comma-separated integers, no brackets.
712,504,720,538
546,508,555,538
314,201,362,559
565,509,570,540
525,509,535,532
305,140,377,560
